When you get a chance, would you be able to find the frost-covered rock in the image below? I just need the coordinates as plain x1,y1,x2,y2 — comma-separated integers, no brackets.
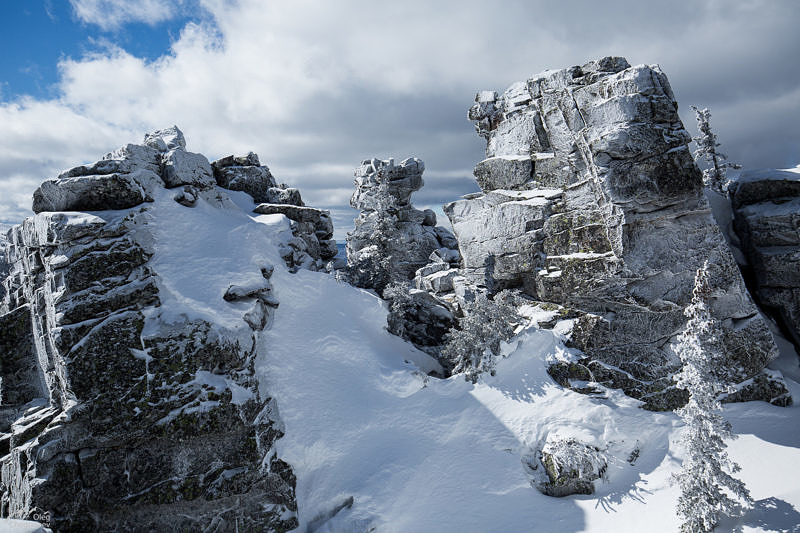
0,129,298,531
346,157,460,288
253,203,337,270
161,148,215,189
212,152,335,271
527,437,608,497
0,225,10,305
211,152,280,204
730,169,800,346
451,57,783,409
385,287,456,362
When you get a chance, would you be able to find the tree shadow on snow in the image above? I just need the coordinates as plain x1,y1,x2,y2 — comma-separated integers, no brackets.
725,497,800,533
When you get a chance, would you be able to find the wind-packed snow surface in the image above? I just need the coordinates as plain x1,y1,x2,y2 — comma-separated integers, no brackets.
25,181,795,532
249,235,800,527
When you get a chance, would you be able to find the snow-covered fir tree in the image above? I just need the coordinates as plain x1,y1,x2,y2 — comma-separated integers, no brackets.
348,178,396,295
441,291,519,382
673,261,753,532
691,106,741,194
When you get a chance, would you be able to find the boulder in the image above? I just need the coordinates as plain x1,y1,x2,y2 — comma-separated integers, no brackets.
143,125,186,152
527,437,607,497
211,152,308,208
253,203,336,270
161,149,215,189
32,171,162,213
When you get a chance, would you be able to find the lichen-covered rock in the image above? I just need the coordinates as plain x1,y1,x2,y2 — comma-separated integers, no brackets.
729,169,800,347
0,129,298,531
346,158,460,287
449,57,783,409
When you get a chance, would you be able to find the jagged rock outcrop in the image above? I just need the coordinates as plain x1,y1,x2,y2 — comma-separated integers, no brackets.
212,152,303,206
730,169,800,347
346,157,460,289
0,128,298,531
0,225,10,305
445,57,785,409
253,204,337,271
210,153,336,271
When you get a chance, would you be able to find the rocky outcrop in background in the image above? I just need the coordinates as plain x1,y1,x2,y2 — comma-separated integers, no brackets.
434,57,786,409
730,170,800,348
0,127,299,531
346,157,459,290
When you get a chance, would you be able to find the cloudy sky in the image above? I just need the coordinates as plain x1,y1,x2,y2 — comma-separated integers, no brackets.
1,0,798,237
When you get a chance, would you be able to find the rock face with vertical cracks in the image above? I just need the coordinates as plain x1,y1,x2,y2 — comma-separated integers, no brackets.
730,169,800,348
347,157,460,287
446,57,786,410
0,127,298,531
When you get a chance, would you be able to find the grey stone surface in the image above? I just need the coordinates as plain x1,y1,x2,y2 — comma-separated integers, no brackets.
143,125,186,152
0,130,299,531
253,203,337,270
32,171,163,213
351,157,424,210
346,158,460,286
161,149,215,189
448,57,783,409
730,170,800,346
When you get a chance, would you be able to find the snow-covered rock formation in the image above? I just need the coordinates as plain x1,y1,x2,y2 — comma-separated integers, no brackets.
444,57,786,409
346,157,459,289
730,168,800,348
0,127,299,531
211,152,337,271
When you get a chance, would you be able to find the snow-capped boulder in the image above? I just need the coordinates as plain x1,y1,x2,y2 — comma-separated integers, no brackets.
730,168,800,346
346,157,460,287
143,125,186,151
450,57,783,409
0,129,298,531
527,437,608,497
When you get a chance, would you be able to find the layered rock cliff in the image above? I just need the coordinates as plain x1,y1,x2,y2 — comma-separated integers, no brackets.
730,169,800,348
437,57,786,409
0,128,300,531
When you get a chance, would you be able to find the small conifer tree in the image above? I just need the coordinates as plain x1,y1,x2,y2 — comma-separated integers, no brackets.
441,292,519,382
673,262,752,532
691,106,741,194
349,178,397,294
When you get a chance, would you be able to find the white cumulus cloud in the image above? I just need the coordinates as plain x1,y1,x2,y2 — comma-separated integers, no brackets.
0,0,798,232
